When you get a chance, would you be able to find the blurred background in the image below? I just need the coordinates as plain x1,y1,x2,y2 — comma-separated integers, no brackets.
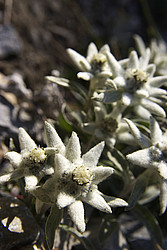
0,0,167,90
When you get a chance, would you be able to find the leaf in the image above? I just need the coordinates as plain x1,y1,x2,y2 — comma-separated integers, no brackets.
106,197,128,208
107,147,133,184
46,76,70,87
127,170,150,210
124,118,151,148
9,137,16,151
107,147,129,172
138,185,160,205
58,112,73,133
133,204,164,249
45,204,63,250
98,214,118,242
59,224,95,250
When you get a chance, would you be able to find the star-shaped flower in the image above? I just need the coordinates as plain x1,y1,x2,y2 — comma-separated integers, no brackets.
0,123,61,191
125,117,167,214
81,102,118,146
33,128,115,232
94,49,167,120
134,34,167,76
67,42,115,96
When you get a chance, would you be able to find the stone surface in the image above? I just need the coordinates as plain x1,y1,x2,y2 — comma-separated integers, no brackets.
119,213,158,250
0,193,44,249
0,25,21,59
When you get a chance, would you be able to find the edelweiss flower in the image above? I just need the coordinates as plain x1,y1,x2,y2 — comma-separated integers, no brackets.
94,49,167,120
67,43,115,96
82,102,118,146
0,124,59,191
125,117,167,214
33,127,115,232
134,34,167,76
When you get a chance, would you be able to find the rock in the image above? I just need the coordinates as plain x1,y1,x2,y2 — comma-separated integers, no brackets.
0,193,44,249
0,94,19,137
119,213,157,250
0,25,21,59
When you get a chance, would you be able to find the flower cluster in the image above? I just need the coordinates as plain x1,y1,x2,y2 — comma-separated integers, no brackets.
46,38,167,213
1,35,167,248
48,40,167,150
66,41,167,120
1,121,127,233
94,47,167,120
134,34,167,76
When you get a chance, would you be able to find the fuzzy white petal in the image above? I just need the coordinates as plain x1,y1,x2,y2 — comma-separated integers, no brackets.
86,42,98,62
44,121,65,154
5,152,22,167
139,48,150,69
149,76,167,87
65,132,81,163
133,34,146,56
92,166,114,184
101,192,128,207
146,64,156,77
77,72,93,81
156,162,167,179
136,89,149,98
141,98,166,118
127,147,161,168
114,76,126,88
134,105,151,120
57,192,76,209
150,116,162,145
19,128,37,153
128,50,139,69
44,147,59,155
43,165,54,176
67,48,91,72
83,188,112,213
55,154,72,176
68,200,86,233
97,71,113,79
0,173,12,183
124,118,151,148
46,76,70,87
82,141,105,169
25,175,38,191
159,180,167,214
148,87,167,97
121,93,132,106
106,51,123,77
99,44,110,53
